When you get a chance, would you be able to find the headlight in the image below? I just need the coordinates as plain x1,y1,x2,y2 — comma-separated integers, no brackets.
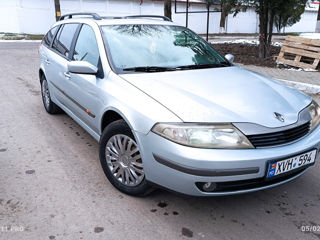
152,123,254,149
308,100,320,131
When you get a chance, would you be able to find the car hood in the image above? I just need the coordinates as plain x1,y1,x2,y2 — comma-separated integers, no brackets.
119,66,311,128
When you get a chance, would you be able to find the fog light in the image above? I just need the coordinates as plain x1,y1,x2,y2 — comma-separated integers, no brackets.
202,182,217,192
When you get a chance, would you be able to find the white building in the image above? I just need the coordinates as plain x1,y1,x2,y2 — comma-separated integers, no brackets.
0,0,318,35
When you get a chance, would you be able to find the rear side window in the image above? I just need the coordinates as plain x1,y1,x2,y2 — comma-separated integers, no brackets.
43,26,58,46
52,23,79,58
72,24,100,67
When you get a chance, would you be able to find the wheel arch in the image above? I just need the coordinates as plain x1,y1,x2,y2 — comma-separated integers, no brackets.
39,68,45,83
100,108,134,135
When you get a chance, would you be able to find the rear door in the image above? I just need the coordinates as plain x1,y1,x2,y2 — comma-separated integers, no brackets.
40,25,59,93
46,23,80,108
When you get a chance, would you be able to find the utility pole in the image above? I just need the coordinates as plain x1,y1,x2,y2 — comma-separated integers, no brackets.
316,3,320,33
206,3,210,41
186,0,189,27
54,0,61,21
164,0,172,20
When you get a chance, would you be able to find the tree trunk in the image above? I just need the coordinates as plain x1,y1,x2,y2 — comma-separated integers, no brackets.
164,0,172,20
316,4,320,33
258,0,268,58
54,0,61,22
276,15,281,33
266,10,275,57
219,5,227,33
258,0,274,59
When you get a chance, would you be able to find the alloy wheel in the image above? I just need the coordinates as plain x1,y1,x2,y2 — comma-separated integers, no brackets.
105,134,144,186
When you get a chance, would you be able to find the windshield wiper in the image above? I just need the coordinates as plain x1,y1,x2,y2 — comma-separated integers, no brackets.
122,66,178,72
122,62,231,72
176,62,231,70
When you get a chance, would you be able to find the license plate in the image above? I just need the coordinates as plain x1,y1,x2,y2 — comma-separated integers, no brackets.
267,150,317,178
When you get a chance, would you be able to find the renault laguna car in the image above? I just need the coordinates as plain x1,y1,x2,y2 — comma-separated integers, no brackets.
39,13,320,196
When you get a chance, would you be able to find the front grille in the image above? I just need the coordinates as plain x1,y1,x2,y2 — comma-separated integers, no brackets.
247,122,311,148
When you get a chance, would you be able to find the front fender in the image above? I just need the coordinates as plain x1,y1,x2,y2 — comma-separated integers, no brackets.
98,71,182,135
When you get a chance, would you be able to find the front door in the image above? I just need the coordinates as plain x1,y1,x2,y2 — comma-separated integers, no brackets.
62,24,104,134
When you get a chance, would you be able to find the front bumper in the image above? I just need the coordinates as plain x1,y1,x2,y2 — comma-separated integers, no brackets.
134,124,320,196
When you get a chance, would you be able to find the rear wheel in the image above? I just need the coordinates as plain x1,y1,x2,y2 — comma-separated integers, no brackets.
99,120,152,196
41,76,61,114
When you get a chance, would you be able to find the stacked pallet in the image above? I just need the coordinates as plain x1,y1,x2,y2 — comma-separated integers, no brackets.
277,36,320,70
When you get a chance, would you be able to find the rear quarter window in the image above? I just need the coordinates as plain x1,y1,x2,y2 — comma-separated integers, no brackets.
43,26,59,47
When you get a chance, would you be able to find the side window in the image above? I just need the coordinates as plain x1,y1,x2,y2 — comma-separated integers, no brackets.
43,26,58,47
52,23,78,58
72,24,100,67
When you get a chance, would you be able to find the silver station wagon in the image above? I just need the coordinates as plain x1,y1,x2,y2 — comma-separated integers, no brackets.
39,13,320,196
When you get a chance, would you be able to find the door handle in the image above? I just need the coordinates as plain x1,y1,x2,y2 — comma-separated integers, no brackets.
64,72,71,79
45,59,50,65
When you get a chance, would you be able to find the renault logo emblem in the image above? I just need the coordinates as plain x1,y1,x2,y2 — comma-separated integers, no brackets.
274,112,284,122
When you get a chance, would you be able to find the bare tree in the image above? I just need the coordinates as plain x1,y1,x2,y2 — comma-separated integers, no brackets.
164,0,172,20
243,0,307,58
54,0,61,22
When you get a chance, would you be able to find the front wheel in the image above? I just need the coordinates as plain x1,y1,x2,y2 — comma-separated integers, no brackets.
99,120,152,196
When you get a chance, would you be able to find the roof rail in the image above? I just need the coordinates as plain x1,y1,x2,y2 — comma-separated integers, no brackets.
59,12,102,21
124,15,172,22
59,13,172,22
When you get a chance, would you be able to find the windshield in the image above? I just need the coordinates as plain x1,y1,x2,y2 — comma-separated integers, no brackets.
101,25,230,73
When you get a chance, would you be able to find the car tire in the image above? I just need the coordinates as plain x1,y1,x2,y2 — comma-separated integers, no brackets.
99,120,153,196
41,76,61,114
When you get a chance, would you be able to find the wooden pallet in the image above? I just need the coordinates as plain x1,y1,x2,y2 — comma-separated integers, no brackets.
277,36,320,70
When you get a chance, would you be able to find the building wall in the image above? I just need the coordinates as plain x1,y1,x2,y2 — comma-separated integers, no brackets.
0,0,318,35
18,0,56,34
0,0,21,33
226,8,259,34
284,10,317,33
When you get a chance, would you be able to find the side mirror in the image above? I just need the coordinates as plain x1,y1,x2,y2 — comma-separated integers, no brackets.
225,54,234,63
68,61,98,75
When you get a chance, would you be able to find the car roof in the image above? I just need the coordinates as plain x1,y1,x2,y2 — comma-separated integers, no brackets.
54,16,179,28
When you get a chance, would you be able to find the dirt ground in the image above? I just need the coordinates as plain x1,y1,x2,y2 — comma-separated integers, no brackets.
212,43,281,68
1,42,320,240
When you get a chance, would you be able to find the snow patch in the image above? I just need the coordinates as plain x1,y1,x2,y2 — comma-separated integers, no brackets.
210,39,283,47
287,68,318,72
